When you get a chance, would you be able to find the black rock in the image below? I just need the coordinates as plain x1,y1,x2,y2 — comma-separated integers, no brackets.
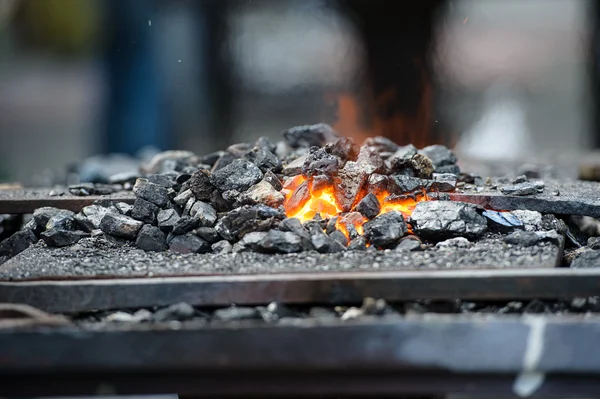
504,231,544,247
326,137,359,162
108,171,141,185
363,211,407,248
209,159,263,192
233,231,268,252
169,233,210,254
431,173,458,192
199,151,224,167
189,201,217,227
361,297,390,316
133,178,169,208
255,136,276,153
418,145,457,171
282,123,339,149
135,225,168,252
173,188,193,208
172,216,202,235
356,146,385,175
282,154,308,176
257,230,304,254
409,201,487,241
215,205,285,241
46,212,78,231
147,173,178,189
153,302,196,322
238,180,285,208
395,236,422,252
354,193,380,219
115,202,133,216
74,213,94,233
245,148,282,173
211,240,233,254
523,299,550,314
263,170,283,191
363,136,399,153
187,170,213,202
302,147,339,177
33,207,74,229
131,198,160,225
387,145,434,178
329,229,348,247
195,227,220,243
347,236,367,251
311,229,346,253
210,190,232,213
500,182,537,196
41,229,89,248
435,164,461,174
325,216,339,235
388,175,428,194
99,214,143,240
80,205,115,230
214,306,261,321
68,182,95,196
157,209,181,232
279,217,311,241
570,250,600,268
333,161,367,212
588,237,600,250
212,152,237,171
262,301,297,322
0,228,38,258
367,173,389,195
482,210,524,233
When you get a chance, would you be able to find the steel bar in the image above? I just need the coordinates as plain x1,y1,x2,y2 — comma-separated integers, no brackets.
1,268,600,313
1,316,600,396
0,189,135,214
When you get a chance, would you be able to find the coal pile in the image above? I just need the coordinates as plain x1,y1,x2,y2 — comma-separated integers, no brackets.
0,122,584,268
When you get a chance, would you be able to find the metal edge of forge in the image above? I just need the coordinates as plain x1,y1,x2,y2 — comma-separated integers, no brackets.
0,189,135,214
1,268,600,313
1,316,600,397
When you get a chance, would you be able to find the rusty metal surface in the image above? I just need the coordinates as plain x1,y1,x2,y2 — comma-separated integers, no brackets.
0,188,135,214
1,268,599,313
0,315,600,397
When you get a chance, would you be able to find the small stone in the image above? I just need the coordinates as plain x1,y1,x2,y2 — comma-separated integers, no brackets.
436,237,471,249
195,227,220,243
366,174,389,195
233,231,268,252
173,188,194,207
571,297,588,310
157,209,181,232
570,250,600,268
361,297,389,316
387,145,434,178
363,136,399,153
512,175,528,184
189,201,217,227
500,182,537,196
431,173,457,192
153,302,196,322
255,136,276,152
418,145,458,171
133,178,169,208
131,198,160,224
308,307,338,319
105,311,137,323
279,218,310,240
341,307,364,321
108,171,141,185
257,230,304,254
99,214,143,240
409,201,487,241
115,202,133,216
239,180,285,208
282,154,308,176
0,229,38,257
245,148,282,172
209,159,263,192
329,229,348,247
396,236,423,251
215,205,285,241
282,123,339,149
325,216,338,235
172,216,202,235
354,193,380,219
482,210,524,233
80,205,113,229
388,175,428,194
523,299,550,314
214,306,261,321
41,229,89,247
356,146,385,175
347,236,367,251
212,240,233,254
46,212,77,231
263,170,283,191
311,228,346,253
68,182,95,196
326,137,359,162
302,147,340,177
135,225,167,252
552,189,560,196
533,180,545,190
169,233,210,254
147,173,178,189
141,150,195,174
511,210,543,232
333,161,368,212
588,237,600,250
74,213,94,233
188,170,214,202
504,231,544,247
33,207,74,228
363,211,407,248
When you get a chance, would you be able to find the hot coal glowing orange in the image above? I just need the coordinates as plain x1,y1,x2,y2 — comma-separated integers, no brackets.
283,174,428,239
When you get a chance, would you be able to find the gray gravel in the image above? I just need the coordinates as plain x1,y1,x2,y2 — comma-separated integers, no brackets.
0,233,560,281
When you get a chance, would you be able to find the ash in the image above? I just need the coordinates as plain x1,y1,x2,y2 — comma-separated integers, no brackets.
0,122,575,269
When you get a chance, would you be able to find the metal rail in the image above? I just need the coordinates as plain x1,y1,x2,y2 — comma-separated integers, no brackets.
1,268,599,313
1,315,600,397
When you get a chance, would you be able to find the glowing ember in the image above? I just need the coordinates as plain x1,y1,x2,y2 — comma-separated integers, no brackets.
283,174,428,239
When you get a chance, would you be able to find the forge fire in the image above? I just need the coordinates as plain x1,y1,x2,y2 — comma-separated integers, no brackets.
0,122,562,263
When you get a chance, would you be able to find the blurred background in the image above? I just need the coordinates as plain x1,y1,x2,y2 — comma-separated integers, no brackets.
0,0,594,184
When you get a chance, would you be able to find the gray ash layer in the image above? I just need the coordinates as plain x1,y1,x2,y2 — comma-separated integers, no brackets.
0,233,560,281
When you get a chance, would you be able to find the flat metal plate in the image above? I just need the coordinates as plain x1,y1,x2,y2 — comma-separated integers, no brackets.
0,188,135,214
1,315,600,397
0,268,597,313
450,179,600,217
